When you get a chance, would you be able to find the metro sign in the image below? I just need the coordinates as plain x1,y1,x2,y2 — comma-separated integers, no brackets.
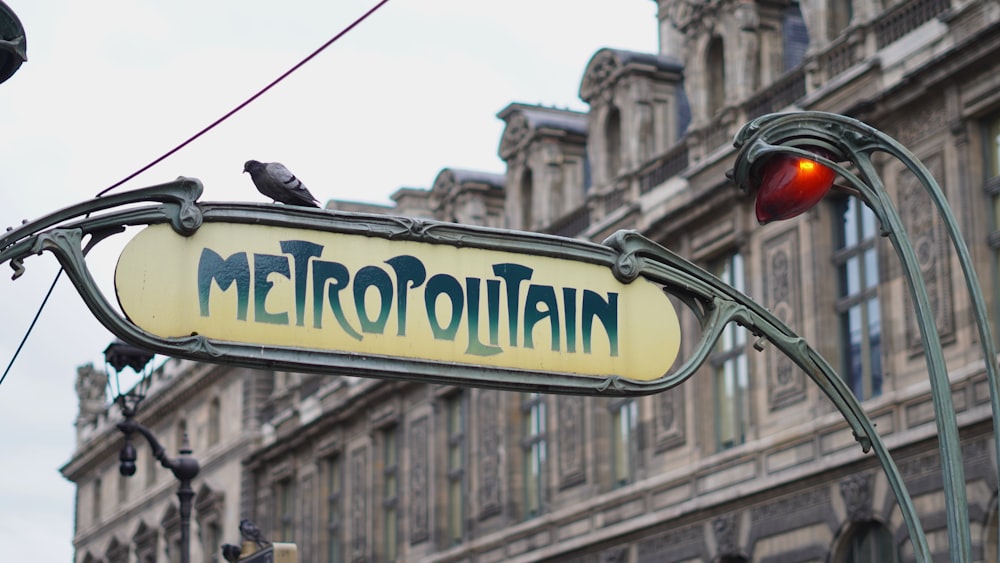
2,179,709,395
116,221,680,383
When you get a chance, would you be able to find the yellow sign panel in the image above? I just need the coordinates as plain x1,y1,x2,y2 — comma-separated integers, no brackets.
115,223,680,381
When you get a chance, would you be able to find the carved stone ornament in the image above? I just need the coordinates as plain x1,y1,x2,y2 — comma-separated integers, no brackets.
839,472,874,523
409,417,430,544
350,446,367,559
713,513,740,557
499,112,532,160
763,230,807,409
664,0,709,33
580,50,621,103
557,395,586,488
76,363,108,403
477,390,502,518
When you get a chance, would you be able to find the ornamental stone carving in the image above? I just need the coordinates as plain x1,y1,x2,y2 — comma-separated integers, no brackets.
350,446,367,560
764,230,807,409
409,417,430,544
839,472,874,522
477,390,502,519
713,513,740,557
557,395,586,488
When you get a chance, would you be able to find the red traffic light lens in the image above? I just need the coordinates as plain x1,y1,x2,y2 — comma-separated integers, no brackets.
754,152,836,224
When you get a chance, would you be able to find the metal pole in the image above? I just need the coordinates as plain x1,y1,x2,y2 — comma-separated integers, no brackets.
118,413,201,563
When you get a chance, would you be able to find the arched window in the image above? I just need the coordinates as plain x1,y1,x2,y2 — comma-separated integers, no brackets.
520,168,534,230
706,36,726,116
605,106,622,180
837,521,896,563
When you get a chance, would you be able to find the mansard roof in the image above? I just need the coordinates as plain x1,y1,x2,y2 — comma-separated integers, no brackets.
578,47,683,103
431,167,505,194
496,102,588,160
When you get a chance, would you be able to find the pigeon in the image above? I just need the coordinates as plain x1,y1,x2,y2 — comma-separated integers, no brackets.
239,518,269,548
243,160,320,207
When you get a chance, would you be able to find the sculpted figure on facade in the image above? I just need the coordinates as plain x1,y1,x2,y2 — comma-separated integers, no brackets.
75,363,108,430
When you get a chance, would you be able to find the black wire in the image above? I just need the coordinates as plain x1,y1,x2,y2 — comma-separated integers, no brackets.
1,0,392,386
96,0,391,197
0,268,61,388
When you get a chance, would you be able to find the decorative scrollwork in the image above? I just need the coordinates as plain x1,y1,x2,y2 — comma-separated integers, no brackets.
173,201,203,236
9,257,24,280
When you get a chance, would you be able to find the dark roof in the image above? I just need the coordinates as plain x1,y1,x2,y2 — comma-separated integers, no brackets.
579,48,683,102
497,103,589,137
436,168,505,189
606,48,683,72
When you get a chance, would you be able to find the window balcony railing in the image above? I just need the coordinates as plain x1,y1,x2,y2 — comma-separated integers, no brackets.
819,32,863,81
639,143,689,194
546,205,591,238
745,68,806,120
874,0,951,48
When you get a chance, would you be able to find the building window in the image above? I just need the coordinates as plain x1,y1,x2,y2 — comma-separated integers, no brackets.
521,393,547,519
988,116,1000,329
208,398,221,447
520,168,534,230
117,473,128,506
987,114,1000,243
835,197,883,400
837,521,896,563
323,456,343,563
382,427,399,562
275,478,296,542
92,477,102,525
711,252,750,450
783,2,809,71
828,0,853,40
145,450,157,487
605,106,622,180
176,419,188,453
706,36,726,116
610,399,638,487
445,393,465,545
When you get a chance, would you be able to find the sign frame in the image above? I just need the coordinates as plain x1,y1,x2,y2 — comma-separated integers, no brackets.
2,178,870,425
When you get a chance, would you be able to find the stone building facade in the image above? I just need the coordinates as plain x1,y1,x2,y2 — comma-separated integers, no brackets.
64,0,1000,561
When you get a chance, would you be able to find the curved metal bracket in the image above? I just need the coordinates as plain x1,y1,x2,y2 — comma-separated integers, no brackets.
731,111,1000,563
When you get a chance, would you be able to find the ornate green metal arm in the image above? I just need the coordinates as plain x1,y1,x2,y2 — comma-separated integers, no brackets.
0,178,204,279
732,111,996,563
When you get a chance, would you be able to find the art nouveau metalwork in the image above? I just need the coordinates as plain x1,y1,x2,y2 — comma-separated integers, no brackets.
3,111,995,562
732,111,1000,563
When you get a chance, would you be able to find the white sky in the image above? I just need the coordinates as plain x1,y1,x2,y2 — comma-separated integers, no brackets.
0,1,659,561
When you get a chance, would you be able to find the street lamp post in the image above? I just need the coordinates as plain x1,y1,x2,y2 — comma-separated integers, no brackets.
730,111,1000,563
104,340,201,563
